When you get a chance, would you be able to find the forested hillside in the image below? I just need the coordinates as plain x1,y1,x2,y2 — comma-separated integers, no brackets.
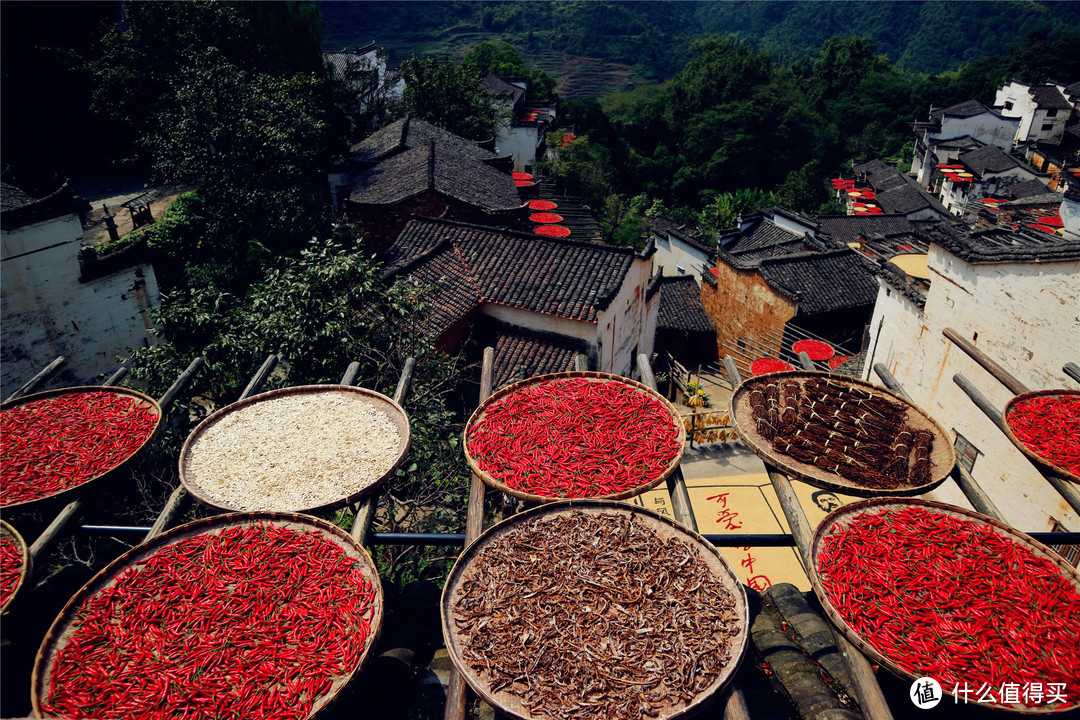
319,0,1080,94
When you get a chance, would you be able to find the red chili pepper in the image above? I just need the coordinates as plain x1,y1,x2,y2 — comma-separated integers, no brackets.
818,506,1080,708
0,536,23,606
1007,394,1080,475
466,377,681,498
1,391,158,505
41,523,376,720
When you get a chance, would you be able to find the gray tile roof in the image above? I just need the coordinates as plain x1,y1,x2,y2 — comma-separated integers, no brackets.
959,145,1025,175
385,217,636,323
654,275,715,334
482,73,525,106
932,100,1005,120
645,216,714,254
1004,192,1063,207
490,325,584,388
1029,85,1071,110
0,182,35,212
350,115,498,164
756,249,879,315
347,139,523,212
1008,179,1052,199
924,223,1080,264
719,218,810,265
816,215,916,247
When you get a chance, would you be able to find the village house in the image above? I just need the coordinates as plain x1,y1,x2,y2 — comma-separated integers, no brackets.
645,215,714,281
995,81,1073,146
337,116,525,249
702,209,876,371
1,179,160,397
852,158,953,222
861,221,1080,536
325,42,405,111
938,144,1047,218
380,216,658,381
910,100,1020,186
482,73,557,173
650,274,717,367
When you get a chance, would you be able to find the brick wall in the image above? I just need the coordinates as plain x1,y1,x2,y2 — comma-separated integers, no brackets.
700,261,796,359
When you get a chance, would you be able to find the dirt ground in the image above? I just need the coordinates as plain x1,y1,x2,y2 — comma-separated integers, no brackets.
78,182,191,247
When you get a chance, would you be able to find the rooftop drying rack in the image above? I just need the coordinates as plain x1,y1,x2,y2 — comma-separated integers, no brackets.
5,345,1079,720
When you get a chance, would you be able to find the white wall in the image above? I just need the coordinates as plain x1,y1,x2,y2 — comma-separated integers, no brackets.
1,212,160,397
995,82,1069,145
496,125,540,172
651,233,711,281
862,244,1080,533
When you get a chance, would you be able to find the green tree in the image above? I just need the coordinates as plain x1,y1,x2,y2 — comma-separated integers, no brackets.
399,55,498,140
463,41,558,103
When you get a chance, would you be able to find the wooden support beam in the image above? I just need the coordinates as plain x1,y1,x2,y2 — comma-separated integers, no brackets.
953,373,1080,516
942,327,1031,395
574,353,589,371
5,356,65,402
873,364,1004,521
145,356,266,542
443,347,495,720
722,356,895,720
796,351,815,372
339,361,362,387
1064,362,1080,385
104,365,129,387
352,358,416,544
157,357,205,411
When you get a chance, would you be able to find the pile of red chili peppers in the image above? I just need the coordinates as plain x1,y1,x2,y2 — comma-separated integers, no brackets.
1,391,158,506
467,377,682,498
1006,393,1080,476
792,339,834,362
41,523,377,720
818,506,1080,707
0,536,24,607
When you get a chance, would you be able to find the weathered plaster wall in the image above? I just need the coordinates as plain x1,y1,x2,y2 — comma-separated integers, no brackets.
701,261,797,360
1,213,160,396
650,234,710,281
862,244,1080,532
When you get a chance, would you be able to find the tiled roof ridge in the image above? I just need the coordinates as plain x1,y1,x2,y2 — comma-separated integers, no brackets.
380,235,458,281
407,215,636,257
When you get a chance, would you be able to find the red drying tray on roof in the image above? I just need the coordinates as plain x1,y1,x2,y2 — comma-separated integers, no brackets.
750,358,793,376
828,355,851,370
529,200,558,211
514,180,535,187
534,225,570,238
792,340,835,362
1037,216,1064,227
530,212,564,224
1027,223,1058,234
511,172,533,181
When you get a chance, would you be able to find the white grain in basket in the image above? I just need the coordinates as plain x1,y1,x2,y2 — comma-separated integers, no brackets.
186,392,402,511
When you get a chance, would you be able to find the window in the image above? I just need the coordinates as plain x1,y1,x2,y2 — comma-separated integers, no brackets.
953,432,981,472
1041,123,1054,132
1049,518,1080,567
1003,101,1014,110
676,265,687,275
1046,109,1058,118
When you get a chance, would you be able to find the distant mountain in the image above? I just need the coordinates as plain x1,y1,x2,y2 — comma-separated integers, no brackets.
319,1,1080,95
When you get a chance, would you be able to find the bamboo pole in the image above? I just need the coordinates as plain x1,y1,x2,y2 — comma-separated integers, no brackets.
4,356,65,402
352,358,416,544
942,327,1031,395
723,356,895,720
1064,362,1080,385
145,356,268,542
443,347,495,720
873,364,1004,520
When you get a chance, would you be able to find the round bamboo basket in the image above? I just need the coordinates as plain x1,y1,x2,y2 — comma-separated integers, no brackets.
442,500,750,720
1,386,163,511
463,371,686,504
32,511,383,720
0,519,32,613
729,371,954,497
1001,389,1080,483
808,498,1080,715
179,384,411,513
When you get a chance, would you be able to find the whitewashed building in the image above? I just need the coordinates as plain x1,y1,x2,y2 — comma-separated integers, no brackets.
483,74,556,173
995,82,1073,146
862,222,1080,535
646,216,714,281
939,145,1046,218
910,100,1020,186
1,181,160,397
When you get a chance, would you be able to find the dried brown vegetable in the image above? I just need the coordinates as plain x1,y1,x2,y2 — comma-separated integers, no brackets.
451,511,741,720
750,376,933,490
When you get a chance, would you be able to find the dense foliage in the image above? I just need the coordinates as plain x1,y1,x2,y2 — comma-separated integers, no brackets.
319,1,1080,89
